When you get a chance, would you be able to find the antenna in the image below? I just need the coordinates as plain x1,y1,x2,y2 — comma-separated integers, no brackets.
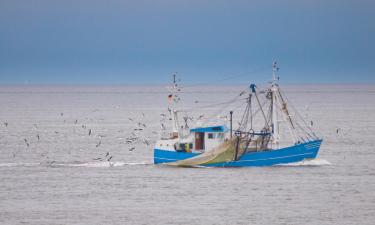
272,61,280,83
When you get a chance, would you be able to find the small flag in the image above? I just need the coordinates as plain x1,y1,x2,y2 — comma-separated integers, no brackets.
168,94,173,102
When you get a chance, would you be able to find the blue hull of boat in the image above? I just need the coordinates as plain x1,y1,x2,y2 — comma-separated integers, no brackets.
154,140,322,167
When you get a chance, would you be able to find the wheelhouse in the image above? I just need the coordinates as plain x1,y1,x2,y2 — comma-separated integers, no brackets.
190,126,228,151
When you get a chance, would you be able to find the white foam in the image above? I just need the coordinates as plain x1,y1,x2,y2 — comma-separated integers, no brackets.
277,158,331,167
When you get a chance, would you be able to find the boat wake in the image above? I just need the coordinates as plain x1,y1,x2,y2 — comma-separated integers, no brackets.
276,158,331,167
0,161,153,168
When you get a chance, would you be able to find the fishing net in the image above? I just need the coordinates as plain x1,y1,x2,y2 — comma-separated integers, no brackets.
166,137,248,167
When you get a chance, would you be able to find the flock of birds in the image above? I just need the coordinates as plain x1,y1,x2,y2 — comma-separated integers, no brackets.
0,111,153,165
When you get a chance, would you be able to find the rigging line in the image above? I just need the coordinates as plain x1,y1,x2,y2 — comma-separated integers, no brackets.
250,94,253,130
274,93,298,143
234,98,248,110
176,96,245,113
182,95,245,115
277,89,295,129
238,96,250,131
198,89,251,124
294,121,315,140
182,65,270,88
244,98,268,125
254,90,269,127
179,86,250,113
192,97,248,109
279,89,321,138
200,99,241,125
229,100,248,116
264,95,272,126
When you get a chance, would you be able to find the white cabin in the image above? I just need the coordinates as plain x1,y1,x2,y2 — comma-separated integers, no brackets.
155,125,228,153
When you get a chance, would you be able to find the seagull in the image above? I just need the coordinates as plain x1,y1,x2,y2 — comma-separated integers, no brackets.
4,122,8,127
198,114,204,120
138,123,146,128
125,139,134,144
37,134,40,141
128,117,134,121
129,147,135,152
74,119,78,124
88,129,92,136
336,128,340,134
24,138,28,143
60,113,64,117
107,156,113,161
105,152,110,157
96,140,101,147
93,157,102,161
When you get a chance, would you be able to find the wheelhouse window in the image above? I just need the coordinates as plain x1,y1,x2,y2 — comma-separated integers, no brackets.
208,133,214,139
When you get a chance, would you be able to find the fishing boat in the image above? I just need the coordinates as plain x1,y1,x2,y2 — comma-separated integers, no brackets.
153,63,323,167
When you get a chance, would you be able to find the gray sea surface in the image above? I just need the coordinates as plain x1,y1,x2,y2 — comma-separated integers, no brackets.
0,84,374,225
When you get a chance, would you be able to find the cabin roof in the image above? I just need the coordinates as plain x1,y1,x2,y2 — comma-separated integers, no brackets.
190,126,228,133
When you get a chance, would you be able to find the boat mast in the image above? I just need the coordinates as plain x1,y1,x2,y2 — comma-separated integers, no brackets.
169,74,181,138
270,62,299,145
271,62,280,148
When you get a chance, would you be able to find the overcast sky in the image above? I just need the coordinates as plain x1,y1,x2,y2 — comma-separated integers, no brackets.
0,0,374,84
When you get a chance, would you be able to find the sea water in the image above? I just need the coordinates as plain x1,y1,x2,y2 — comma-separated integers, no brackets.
0,84,374,225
